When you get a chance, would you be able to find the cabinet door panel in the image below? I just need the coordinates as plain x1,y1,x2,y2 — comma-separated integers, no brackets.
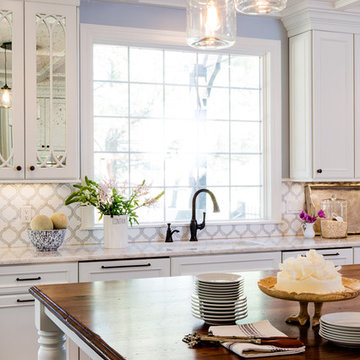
25,2,78,180
171,252,281,276
313,31,354,179
0,0,24,180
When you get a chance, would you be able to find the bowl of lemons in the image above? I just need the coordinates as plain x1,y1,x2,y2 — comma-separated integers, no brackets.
28,212,68,251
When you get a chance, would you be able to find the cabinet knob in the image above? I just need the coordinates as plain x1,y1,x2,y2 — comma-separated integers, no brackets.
317,169,323,174
16,165,22,171
29,165,35,171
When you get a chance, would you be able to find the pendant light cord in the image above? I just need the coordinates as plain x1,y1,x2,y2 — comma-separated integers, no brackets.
4,45,7,85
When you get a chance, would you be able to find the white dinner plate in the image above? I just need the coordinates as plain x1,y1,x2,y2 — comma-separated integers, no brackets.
192,310,248,321
191,302,247,312
196,273,243,284
319,330,360,347
195,293,244,301
192,307,247,317
192,308,248,319
195,285,243,292
319,327,360,341
320,312,360,329
191,295,247,305
320,324,360,338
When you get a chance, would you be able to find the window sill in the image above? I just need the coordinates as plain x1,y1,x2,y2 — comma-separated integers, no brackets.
80,219,284,231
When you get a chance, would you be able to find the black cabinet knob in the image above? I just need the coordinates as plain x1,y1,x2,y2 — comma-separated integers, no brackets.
16,165,22,171
29,165,35,171
317,169,323,174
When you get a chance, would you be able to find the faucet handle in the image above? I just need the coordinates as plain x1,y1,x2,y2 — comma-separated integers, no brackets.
197,212,206,230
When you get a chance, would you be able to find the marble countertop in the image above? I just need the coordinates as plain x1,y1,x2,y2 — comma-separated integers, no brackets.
1,235,360,265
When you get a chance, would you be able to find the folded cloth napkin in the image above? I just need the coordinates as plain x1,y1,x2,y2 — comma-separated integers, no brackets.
209,320,306,359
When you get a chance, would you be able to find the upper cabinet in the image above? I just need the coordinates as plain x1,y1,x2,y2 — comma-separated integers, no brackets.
289,30,355,181
0,0,79,182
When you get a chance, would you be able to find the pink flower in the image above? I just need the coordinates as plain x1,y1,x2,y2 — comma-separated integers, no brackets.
318,209,326,219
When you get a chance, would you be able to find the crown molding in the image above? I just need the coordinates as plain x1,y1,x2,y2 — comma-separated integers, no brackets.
281,0,360,37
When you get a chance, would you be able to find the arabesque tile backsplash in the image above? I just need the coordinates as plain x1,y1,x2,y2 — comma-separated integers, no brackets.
0,181,305,247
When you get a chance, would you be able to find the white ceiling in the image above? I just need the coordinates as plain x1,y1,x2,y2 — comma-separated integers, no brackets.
94,0,360,12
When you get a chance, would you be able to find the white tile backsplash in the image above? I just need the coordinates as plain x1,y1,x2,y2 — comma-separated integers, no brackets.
0,181,305,247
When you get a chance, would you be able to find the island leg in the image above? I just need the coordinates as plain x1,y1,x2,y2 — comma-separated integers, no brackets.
312,302,323,328
34,300,66,360
286,301,310,326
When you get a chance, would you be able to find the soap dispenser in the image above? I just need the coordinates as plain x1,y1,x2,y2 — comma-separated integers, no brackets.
165,223,179,242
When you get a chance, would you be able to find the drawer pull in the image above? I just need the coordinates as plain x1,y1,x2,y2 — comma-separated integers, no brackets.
101,263,151,270
322,253,340,257
16,299,35,303
16,276,41,282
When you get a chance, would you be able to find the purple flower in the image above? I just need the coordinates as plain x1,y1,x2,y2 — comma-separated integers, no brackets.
306,216,317,223
318,209,326,219
299,210,307,220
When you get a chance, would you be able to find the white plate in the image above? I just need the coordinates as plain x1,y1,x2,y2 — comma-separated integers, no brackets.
191,302,247,312
320,324,360,338
319,330,360,346
320,312,360,329
320,326,360,340
195,285,243,293
192,308,248,319
192,306,247,316
196,273,243,284
195,293,244,300
320,330,360,342
192,311,248,321
191,294,247,305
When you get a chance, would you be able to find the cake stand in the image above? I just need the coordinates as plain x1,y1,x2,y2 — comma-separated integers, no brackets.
258,277,360,327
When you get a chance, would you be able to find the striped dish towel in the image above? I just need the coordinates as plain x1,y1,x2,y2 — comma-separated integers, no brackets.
209,320,305,358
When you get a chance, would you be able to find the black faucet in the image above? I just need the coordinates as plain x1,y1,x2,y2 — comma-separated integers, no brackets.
190,189,220,241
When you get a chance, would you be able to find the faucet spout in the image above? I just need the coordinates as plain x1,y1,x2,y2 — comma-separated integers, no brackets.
190,189,220,242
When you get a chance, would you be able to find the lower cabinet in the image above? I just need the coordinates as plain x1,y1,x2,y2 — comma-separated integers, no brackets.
282,248,353,265
170,252,282,276
354,247,360,264
0,262,78,360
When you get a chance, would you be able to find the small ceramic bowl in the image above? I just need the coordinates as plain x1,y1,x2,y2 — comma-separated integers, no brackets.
28,229,67,251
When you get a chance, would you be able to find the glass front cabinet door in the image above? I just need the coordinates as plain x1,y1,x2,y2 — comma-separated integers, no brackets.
0,0,79,181
0,0,24,180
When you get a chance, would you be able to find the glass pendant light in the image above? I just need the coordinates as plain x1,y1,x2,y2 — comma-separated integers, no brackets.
0,42,12,109
235,0,287,15
187,0,236,50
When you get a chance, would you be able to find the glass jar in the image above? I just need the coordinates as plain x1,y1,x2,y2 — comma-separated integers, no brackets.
186,0,236,49
320,196,347,238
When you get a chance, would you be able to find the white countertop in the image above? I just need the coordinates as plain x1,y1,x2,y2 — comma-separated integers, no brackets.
1,236,360,265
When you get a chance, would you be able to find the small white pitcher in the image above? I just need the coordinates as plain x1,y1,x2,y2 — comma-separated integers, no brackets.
302,222,315,238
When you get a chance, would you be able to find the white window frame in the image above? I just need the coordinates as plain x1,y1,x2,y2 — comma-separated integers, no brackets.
80,24,282,229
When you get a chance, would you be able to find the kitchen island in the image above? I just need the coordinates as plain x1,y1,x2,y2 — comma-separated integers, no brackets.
29,265,360,360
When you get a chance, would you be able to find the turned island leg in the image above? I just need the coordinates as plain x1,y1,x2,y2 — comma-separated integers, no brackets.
35,300,66,360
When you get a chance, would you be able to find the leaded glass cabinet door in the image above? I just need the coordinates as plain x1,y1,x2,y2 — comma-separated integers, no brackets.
0,0,24,180
25,2,78,180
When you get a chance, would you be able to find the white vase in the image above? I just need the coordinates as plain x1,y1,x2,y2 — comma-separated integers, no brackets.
302,222,315,239
103,215,128,249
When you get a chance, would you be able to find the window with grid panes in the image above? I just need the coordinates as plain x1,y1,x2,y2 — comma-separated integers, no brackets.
92,44,265,224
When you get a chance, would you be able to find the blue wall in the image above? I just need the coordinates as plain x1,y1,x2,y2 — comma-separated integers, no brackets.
80,0,289,177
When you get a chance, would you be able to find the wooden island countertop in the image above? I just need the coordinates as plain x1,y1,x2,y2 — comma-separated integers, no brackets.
29,265,360,360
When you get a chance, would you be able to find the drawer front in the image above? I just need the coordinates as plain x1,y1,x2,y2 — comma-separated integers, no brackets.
171,252,282,276
79,258,170,282
0,293,36,308
282,248,353,265
0,262,78,295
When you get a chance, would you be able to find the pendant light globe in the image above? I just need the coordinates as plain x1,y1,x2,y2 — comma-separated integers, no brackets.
186,0,237,50
235,0,287,15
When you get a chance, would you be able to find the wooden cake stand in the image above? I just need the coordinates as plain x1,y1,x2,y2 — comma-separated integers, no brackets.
258,277,360,327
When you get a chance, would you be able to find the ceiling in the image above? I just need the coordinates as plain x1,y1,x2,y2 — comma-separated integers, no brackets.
93,0,360,12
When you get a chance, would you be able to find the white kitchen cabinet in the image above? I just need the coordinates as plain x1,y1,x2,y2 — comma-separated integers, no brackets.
0,262,78,360
354,247,360,264
282,248,353,266
79,258,170,282
0,0,79,181
170,252,281,276
290,30,355,181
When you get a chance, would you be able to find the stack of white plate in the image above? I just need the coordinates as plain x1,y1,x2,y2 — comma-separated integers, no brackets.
320,312,360,348
191,273,247,325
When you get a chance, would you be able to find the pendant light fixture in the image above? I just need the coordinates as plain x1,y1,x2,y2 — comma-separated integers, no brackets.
186,0,236,50
0,42,12,109
235,0,287,15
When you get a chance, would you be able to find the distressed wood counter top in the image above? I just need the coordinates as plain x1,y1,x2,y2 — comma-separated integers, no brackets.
29,265,360,359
